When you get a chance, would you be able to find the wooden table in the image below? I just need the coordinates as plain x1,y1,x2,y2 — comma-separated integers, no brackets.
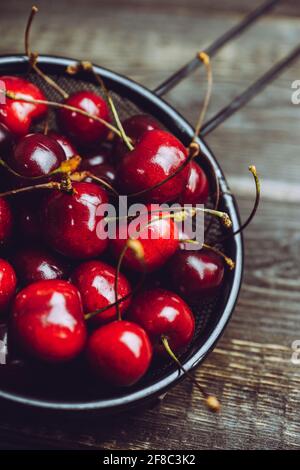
0,0,299,450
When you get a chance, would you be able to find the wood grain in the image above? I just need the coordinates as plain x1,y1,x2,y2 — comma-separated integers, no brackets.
0,0,299,450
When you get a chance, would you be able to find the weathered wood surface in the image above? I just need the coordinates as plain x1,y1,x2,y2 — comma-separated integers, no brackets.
0,0,300,450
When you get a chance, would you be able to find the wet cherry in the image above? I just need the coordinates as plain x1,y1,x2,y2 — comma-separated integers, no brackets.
179,161,209,205
117,130,189,203
10,133,65,178
86,320,152,386
0,76,47,137
12,246,69,286
11,280,86,363
128,288,195,354
110,207,179,272
57,91,110,147
0,198,13,246
48,131,78,160
71,260,131,325
167,249,225,299
42,181,108,259
0,259,17,315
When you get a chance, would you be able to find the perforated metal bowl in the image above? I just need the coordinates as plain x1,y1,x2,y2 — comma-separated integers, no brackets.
0,55,243,412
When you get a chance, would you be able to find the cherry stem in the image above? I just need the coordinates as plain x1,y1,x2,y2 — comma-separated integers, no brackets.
0,181,62,198
73,61,133,151
192,52,213,140
25,6,69,99
161,336,220,412
220,165,260,241
127,142,200,199
182,240,235,270
0,89,122,138
69,170,119,198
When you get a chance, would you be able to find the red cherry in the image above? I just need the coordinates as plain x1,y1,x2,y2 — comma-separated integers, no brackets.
57,91,110,147
81,161,116,185
0,76,47,137
12,246,69,286
179,161,209,205
0,122,14,158
128,288,195,354
9,133,65,178
42,182,108,259
86,320,152,386
114,114,161,163
11,280,86,363
0,198,13,245
71,260,131,325
82,143,111,164
117,130,189,203
167,249,225,299
0,258,17,314
48,131,78,160
110,207,179,272
17,194,43,242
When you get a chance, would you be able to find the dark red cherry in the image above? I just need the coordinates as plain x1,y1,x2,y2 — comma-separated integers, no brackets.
167,249,225,299
71,260,131,325
117,130,189,203
0,76,47,137
42,182,108,259
48,131,78,160
0,198,13,246
0,259,17,314
110,207,179,272
17,195,42,242
10,133,65,178
179,161,209,205
57,91,110,147
0,122,14,158
11,280,86,363
114,114,161,163
12,246,69,286
86,320,152,386
128,288,195,354
81,161,116,185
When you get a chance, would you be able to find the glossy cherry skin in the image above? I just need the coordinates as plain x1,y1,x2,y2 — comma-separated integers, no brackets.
42,182,108,259
179,161,209,205
0,259,17,314
10,133,66,178
0,122,14,158
117,130,189,203
11,280,87,363
86,320,152,386
12,246,69,286
114,114,161,163
167,249,225,299
0,198,13,246
128,288,195,354
71,260,131,325
80,151,116,185
0,76,47,137
48,131,78,160
110,208,179,272
57,91,110,147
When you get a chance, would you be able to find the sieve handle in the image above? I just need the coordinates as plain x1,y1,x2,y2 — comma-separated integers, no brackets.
153,0,280,97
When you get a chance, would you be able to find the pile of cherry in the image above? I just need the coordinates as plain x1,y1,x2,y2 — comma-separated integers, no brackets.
0,66,230,410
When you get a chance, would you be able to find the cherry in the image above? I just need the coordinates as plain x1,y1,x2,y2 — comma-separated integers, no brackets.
48,131,78,160
110,207,179,272
82,143,111,164
11,280,86,363
0,197,13,245
9,133,65,178
86,320,152,386
12,246,69,286
128,288,195,354
0,259,17,314
57,91,110,147
80,160,116,185
179,161,209,205
71,260,131,325
42,181,108,259
167,249,225,299
117,130,189,203
0,122,14,158
17,195,42,242
0,76,47,137
114,114,161,163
